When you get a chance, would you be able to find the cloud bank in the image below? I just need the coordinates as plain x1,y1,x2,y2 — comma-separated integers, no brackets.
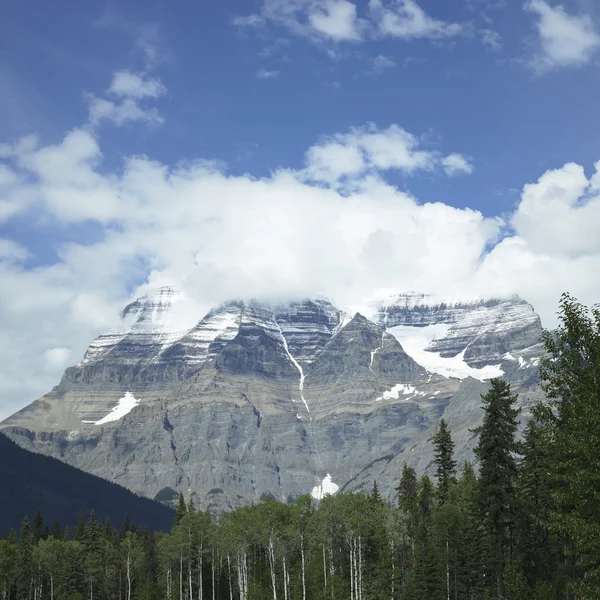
1,76,600,419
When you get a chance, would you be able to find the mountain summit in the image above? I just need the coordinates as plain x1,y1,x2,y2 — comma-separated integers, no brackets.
1,288,544,511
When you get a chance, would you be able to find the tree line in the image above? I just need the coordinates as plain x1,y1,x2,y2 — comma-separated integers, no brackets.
1,293,599,600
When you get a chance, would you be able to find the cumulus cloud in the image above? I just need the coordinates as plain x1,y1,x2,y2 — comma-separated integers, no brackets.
304,124,473,184
441,153,474,176
108,70,167,99
1,94,600,418
525,0,600,72
86,70,166,127
368,0,462,39
234,0,462,44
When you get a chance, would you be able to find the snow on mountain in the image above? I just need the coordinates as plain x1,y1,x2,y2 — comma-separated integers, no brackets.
372,292,542,380
311,474,340,500
387,324,504,381
82,392,140,425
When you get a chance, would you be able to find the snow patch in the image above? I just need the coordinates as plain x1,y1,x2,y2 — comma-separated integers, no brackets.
277,325,310,413
83,392,140,425
311,474,339,500
369,332,386,373
388,325,504,382
376,383,416,402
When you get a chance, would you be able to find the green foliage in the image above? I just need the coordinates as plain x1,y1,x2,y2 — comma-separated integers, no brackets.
433,418,457,505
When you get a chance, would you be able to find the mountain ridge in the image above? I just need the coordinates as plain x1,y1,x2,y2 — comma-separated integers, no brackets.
1,287,545,511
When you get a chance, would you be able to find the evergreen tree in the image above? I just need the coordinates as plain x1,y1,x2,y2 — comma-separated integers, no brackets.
174,492,188,527
371,480,383,505
473,378,520,600
537,293,600,597
33,509,44,541
432,419,457,505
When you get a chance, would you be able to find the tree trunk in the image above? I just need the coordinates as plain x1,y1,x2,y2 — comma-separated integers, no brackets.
446,537,450,600
283,554,289,600
198,541,203,600
300,534,307,600
180,554,183,600
211,550,215,600
322,544,327,592
268,536,277,600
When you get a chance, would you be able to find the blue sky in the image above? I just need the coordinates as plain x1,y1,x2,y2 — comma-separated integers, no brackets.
1,0,600,417
3,0,600,217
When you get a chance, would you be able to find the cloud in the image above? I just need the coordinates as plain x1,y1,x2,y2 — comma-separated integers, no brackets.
233,0,463,44
233,14,267,28
369,0,463,39
308,0,364,41
304,124,472,184
2,85,600,418
85,70,166,127
369,55,397,73
441,153,474,176
42,347,71,371
256,67,281,79
525,0,600,71
109,70,167,99
0,239,30,263
479,28,502,50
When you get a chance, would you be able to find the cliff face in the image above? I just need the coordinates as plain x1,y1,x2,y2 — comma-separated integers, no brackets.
1,288,545,511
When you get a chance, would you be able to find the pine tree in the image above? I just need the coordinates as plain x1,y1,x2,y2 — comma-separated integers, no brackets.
33,509,44,541
432,419,457,505
537,293,600,596
174,492,188,527
371,480,383,505
187,496,196,514
397,464,419,554
473,378,520,600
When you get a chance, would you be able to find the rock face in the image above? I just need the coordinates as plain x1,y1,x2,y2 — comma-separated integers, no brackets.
1,288,545,511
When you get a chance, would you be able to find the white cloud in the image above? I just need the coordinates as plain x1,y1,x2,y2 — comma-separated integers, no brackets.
369,0,463,39
511,162,600,258
87,96,164,127
85,71,166,127
479,28,502,50
256,67,281,79
441,153,474,176
370,54,397,73
232,14,267,28
43,347,71,371
2,97,600,420
525,0,600,71
304,124,470,184
308,0,364,41
0,239,30,263
108,70,167,99
234,0,463,44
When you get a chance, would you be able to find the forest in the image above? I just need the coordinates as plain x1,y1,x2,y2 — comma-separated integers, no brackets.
1,293,599,600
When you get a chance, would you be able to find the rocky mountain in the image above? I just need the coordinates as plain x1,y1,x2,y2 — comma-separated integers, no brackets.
1,288,545,511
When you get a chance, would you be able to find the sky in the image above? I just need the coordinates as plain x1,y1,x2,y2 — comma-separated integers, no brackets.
1,0,600,418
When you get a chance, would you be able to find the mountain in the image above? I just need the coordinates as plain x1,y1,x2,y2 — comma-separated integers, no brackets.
0,432,174,534
1,288,545,511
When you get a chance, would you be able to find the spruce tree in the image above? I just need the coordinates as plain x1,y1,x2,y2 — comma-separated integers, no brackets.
432,419,457,505
174,492,188,527
371,480,383,505
473,378,520,600
537,293,600,596
397,464,419,550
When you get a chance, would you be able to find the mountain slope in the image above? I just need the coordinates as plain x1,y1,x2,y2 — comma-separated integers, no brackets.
1,288,545,510
0,432,174,534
